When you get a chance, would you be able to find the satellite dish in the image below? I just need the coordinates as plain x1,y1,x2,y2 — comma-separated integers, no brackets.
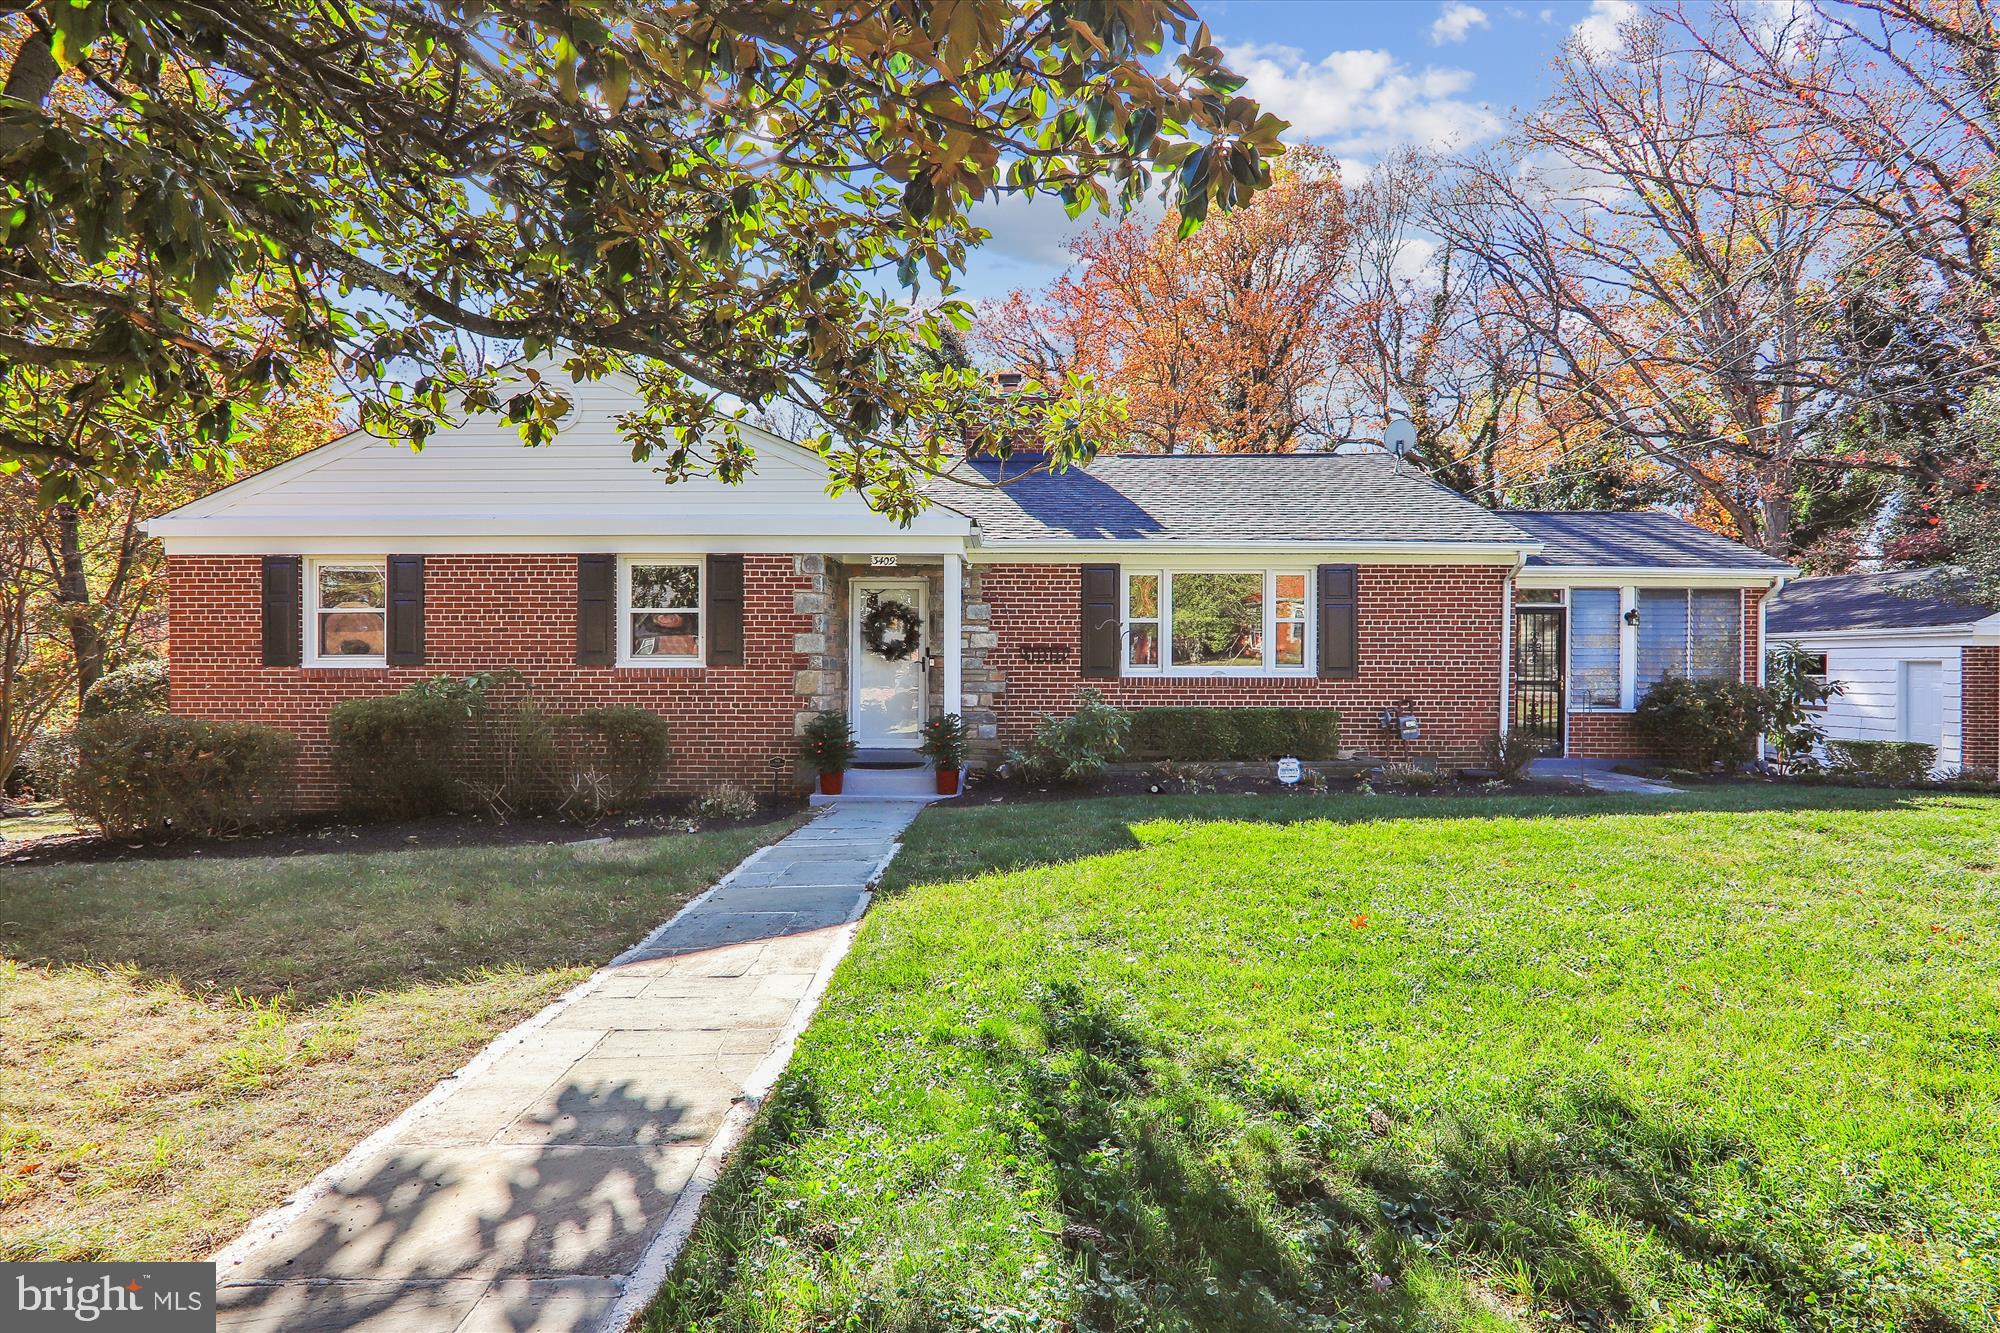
1384,418,1417,457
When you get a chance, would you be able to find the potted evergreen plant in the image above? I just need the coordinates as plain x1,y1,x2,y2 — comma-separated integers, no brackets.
799,710,858,795
919,712,968,795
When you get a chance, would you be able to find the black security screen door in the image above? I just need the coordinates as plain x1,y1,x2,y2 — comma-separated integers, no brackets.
1512,607,1565,755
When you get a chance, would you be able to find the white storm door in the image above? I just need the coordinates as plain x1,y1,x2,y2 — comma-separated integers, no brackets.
850,578,928,748
1901,660,1944,748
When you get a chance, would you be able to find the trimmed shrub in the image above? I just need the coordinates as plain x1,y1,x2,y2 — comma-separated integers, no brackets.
1125,707,1341,762
1635,676,1774,770
1827,739,1937,785
80,660,169,718
327,689,476,817
1009,689,1131,784
67,713,295,838
16,729,75,798
549,706,671,820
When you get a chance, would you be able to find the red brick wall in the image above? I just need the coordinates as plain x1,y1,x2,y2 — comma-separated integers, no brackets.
1566,586,1766,760
977,563,1507,765
168,554,814,807
1964,645,1999,776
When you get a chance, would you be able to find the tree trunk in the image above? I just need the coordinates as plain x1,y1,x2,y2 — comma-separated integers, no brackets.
53,505,103,706
1760,473,1795,560
1,19,60,156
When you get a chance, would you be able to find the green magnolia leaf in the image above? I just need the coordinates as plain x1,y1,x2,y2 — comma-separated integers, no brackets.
0,0,1272,511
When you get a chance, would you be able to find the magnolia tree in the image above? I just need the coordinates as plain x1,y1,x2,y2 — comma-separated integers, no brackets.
0,1,1282,516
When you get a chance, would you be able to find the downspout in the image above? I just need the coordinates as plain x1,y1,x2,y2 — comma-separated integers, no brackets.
1499,561,1516,739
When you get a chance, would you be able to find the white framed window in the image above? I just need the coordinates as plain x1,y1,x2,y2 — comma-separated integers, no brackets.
1568,588,1622,711
1564,584,1745,711
1273,573,1308,667
1122,569,1312,676
1636,588,1741,692
1124,573,1160,668
307,558,387,666
622,557,703,665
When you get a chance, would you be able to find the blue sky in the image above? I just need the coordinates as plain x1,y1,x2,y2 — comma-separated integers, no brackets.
954,0,1630,303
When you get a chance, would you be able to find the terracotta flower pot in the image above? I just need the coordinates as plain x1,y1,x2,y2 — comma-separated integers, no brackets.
819,771,845,795
935,767,961,796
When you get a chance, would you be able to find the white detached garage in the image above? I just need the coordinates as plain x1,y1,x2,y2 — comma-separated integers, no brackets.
1764,569,2000,775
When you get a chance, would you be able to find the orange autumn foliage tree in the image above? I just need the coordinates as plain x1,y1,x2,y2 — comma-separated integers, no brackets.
975,145,1354,453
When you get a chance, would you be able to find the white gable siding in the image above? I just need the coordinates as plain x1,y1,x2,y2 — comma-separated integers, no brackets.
1817,643,1963,772
150,370,970,549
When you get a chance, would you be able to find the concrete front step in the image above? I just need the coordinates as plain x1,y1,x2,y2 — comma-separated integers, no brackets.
809,766,962,805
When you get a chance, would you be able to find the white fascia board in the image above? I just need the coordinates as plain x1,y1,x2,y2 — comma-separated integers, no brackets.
1769,625,1989,648
968,539,1536,566
1517,565,1793,587
157,530,972,557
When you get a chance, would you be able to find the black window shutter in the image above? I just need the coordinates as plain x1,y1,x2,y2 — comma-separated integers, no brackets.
261,555,302,667
576,554,616,666
386,555,426,666
1080,563,1120,678
1317,564,1359,679
707,553,745,666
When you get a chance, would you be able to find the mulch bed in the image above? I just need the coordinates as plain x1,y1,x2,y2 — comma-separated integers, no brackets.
963,768,1589,804
0,794,807,869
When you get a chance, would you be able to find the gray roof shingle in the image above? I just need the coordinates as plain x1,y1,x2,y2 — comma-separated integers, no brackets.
926,452,1533,545
1766,569,1997,634
1504,510,1790,571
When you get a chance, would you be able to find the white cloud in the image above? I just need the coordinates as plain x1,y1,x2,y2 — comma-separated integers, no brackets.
1226,42,1502,157
1571,0,1637,54
1430,2,1491,45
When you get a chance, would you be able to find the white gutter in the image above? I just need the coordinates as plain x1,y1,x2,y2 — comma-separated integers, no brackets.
969,538,1541,564
1518,564,1798,582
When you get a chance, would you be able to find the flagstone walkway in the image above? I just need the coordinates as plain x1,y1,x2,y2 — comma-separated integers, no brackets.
212,801,928,1333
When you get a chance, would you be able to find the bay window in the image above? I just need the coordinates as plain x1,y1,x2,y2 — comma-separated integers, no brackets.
1123,569,1311,674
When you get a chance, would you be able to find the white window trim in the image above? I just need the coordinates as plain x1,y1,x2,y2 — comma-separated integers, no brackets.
1122,568,1315,677
618,555,705,669
304,555,388,668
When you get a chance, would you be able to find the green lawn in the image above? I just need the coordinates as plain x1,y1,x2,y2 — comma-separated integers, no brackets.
647,788,2000,1333
0,817,799,1261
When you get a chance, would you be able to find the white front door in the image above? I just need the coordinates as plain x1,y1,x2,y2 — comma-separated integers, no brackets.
1902,660,1944,747
850,578,928,748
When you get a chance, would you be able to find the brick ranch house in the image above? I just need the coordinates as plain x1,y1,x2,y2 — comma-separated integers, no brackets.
149,371,1793,803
